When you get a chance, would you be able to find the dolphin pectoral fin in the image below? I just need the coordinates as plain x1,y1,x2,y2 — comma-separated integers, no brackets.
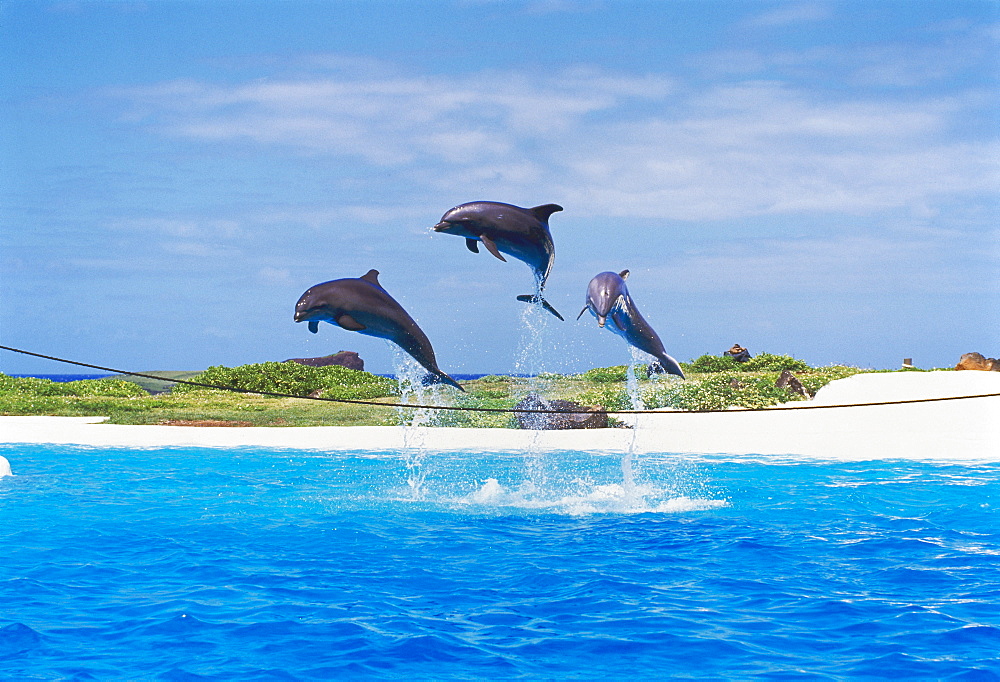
336,314,367,331
619,269,630,280
480,235,507,262
517,294,565,321
465,238,480,254
576,306,589,321
308,320,319,334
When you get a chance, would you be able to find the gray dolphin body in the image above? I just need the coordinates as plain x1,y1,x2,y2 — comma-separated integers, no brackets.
578,270,685,378
432,201,564,320
294,269,463,390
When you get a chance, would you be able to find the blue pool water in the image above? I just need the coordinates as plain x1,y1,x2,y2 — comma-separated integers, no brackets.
1,443,998,679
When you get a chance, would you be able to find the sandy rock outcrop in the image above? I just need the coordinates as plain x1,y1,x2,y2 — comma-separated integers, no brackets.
955,352,1000,372
285,351,364,371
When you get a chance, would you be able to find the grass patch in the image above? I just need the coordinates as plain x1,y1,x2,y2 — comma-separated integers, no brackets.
0,356,891,425
172,361,398,400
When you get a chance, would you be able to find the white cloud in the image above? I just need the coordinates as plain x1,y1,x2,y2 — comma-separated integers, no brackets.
522,0,603,16
645,232,997,296
746,2,831,28
258,267,293,285
106,217,242,238
105,51,998,223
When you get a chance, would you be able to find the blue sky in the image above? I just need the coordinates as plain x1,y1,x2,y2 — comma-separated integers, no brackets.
2,0,998,377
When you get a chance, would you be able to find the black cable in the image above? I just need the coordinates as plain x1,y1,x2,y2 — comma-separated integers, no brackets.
1,344,998,415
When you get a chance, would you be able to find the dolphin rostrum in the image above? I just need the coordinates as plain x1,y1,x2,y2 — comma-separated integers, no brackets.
432,201,564,320
577,270,685,378
294,269,463,390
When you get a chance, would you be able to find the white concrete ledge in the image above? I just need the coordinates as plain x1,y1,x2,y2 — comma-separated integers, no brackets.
1,371,997,463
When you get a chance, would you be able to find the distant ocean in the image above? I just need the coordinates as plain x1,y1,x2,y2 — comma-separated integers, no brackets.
10,373,519,383
10,374,114,382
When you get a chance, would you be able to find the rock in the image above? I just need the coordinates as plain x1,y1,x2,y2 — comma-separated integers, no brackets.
285,351,364,371
514,394,609,430
955,352,1000,372
724,344,751,363
776,370,810,399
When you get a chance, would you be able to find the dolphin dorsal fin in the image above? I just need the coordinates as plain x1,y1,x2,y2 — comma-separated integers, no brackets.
531,204,563,222
360,269,382,288
619,269,630,280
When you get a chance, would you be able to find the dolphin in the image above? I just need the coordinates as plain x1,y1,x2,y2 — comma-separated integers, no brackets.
294,269,464,391
432,201,564,320
577,270,685,378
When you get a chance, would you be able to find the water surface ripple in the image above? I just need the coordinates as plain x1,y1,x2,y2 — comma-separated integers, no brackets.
1,444,998,679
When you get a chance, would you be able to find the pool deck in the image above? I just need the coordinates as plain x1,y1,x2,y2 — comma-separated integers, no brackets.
1,371,998,462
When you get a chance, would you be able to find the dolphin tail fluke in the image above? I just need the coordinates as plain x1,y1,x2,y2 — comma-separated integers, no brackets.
516,294,564,321
648,355,685,379
426,371,465,391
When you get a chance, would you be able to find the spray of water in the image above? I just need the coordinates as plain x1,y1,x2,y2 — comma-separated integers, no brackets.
513,289,552,382
511,279,558,484
617,345,656,504
386,450,729,516
388,345,455,500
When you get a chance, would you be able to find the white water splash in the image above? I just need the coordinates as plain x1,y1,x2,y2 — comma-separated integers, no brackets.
513,294,558,487
617,346,657,503
458,477,728,516
388,346,455,500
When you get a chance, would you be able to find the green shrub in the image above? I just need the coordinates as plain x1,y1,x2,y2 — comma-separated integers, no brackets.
796,366,864,395
579,365,630,383
682,355,741,374
171,362,399,400
0,374,146,398
432,396,518,429
60,378,149,397
477,374,515,384
469,384,511,399
641,366,865,411
578,384,633,411
642,372,795,410
682,353,810,374
741,353,810,373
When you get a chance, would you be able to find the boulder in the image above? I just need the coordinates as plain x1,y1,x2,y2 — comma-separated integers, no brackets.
955,352,1000,372
724,344,751,363
514,394,609,430
285,351,364,371
776,370,810,399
